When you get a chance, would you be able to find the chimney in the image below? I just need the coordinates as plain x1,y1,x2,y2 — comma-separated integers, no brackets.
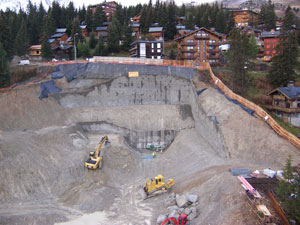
288,81,295,87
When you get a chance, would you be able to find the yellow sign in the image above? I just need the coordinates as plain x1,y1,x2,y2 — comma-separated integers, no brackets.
128,71,139,78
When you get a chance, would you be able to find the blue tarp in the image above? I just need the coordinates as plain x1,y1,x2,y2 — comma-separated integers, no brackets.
39,80,62,99
65,72,77,82
51,67,64,79
196,88,207,96
216,88,255,116
209,116,219,125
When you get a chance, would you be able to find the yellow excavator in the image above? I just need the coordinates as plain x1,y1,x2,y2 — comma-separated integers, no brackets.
143,174,174,199
85,136,109,169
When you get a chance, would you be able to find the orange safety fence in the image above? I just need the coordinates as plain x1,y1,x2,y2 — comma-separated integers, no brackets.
203,62,300,150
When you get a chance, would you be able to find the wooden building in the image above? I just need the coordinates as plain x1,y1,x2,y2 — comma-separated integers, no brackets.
131,14,141,24
28,45,42,61
95,26,108,42
260,30,280,61
175,27,226,66
80,25,88,37
130,40,163,59
268,82,300,127
91,1,117,20
149,27,163,40
231,9,259,28
50,33,69,43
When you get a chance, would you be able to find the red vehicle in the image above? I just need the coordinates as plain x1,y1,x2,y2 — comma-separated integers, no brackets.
161,213,188,225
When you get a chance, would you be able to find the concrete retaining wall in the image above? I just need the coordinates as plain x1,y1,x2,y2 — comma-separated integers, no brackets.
54,63,195,80
56,75,193,108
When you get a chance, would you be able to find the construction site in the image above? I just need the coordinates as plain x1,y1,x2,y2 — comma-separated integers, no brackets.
0,61,299,225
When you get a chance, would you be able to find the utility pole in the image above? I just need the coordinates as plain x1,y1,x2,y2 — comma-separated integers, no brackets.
74,33,78,60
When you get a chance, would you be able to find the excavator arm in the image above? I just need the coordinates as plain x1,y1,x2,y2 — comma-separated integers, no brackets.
95,136,108,157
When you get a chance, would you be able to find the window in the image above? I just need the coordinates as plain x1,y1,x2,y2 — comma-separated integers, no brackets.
203,59,206,62
36,50,40,54
187,46,194,50
152,56,154,59
203,46,205,50
272,50,276,54
157,49,161,53
151,43,154,48
298,102,300,108
287,103,291,108
198,40,200,45
203,40,205,44
266,51,270,54
198,46,200,51
266,39,270,42
157,43,161,48
203,53,206,58
266,45,270,48
187,40,194,42
152,49,154,53
157,56,161,59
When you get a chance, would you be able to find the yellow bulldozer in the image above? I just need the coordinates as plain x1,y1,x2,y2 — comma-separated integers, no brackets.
143,174,174,199
85,136,109,169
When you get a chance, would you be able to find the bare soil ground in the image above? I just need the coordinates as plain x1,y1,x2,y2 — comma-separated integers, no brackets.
0,68,299,225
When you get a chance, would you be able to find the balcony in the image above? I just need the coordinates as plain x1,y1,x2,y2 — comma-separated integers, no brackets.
181,42,197,46
265,105,300,113
182,55,196,60
129,46,137,52
207,48,220,54
181,49,197,53
194,34,209,39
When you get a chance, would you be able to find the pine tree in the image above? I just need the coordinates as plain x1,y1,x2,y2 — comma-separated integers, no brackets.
71,17,83,42
139,5,147,34
122,24,133,51
226,28,254,94
165,3,177,40
277,156,300,223
145,0,153,34
267,7,299,87
85,7,93,32
282,6,295,33
0,14,13,59
216,10,226,33
185,12,194,30
77,41,90,58
0,42,10,88
89,32,97,49
107,16,121,52
93,5,106,29
41,32,53,60
260,0,276,30
78,5,86,23
15,18,28,56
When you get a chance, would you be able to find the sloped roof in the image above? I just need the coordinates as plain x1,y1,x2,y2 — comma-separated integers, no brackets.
80,25,87,29
51,33,66,38
103,22,112,26
48,38,55,43
261,31,280,38
99,32,108,37
149,27,163,32
96,26,108,31
176,25,186,30
131,23,140,28
29,45,41,50
174,27,226,41
269,87,300,99
56,28,67,33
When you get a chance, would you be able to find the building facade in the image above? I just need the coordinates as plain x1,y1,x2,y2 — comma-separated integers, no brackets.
268,83,300,127
175,27,226,66
149,27,163,40
260,30,280,61
28,45,42,60
130,40,163,59
231,10,259,27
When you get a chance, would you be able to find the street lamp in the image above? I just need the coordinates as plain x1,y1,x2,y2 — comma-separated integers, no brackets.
74,33,78,61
